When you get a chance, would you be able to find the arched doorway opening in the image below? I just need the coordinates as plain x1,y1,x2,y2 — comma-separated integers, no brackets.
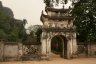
51,35,67,58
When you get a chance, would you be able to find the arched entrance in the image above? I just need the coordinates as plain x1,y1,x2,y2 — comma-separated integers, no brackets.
51,35,67,58
41,32,77,59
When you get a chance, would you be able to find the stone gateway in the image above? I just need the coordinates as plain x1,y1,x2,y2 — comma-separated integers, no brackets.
40,7,77,59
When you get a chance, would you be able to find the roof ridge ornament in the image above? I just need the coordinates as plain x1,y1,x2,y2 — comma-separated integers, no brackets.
42,10,44,14
63,5,64,9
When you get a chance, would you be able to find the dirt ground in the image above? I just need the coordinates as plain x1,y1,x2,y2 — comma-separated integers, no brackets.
0,54,96,64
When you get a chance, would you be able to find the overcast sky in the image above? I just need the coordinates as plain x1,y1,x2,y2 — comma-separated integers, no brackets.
1,0,45,28
1,0,72,28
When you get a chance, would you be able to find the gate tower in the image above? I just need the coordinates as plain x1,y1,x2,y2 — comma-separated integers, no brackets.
40,7,77,59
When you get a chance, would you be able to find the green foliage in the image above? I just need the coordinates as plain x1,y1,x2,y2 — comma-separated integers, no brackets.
28,25,42,43
0,8,27,42
8,30,19,41
0,29,7,39
72,0,96,42
22,31,36,43
35,26,42,43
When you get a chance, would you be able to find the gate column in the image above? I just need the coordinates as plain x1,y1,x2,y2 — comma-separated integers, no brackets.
72,33,77,55
67,39,73,59
41,39,47,55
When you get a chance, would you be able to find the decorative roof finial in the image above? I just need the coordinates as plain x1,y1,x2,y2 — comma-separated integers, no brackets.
69,6,71,9
63,5,64,9
42,10,43,14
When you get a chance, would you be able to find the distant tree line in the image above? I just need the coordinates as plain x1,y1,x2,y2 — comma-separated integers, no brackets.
27,25,42,44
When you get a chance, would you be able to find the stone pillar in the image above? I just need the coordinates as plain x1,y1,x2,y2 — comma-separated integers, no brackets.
72,33,77,55
41,38,47,59
41,39,47,55
41,37,51,59
49,40,51,55
41,32,47,55
67,39,72,59
47,38,51,57
46,38,50,59
62,39,64,58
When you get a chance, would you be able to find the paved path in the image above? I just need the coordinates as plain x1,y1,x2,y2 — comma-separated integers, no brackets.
0,53,96,64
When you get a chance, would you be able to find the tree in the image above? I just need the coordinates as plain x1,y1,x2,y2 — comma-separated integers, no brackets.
35,26,42,43
0,29,7,39
71,0,96,42
0,3,27,42
28,25,42,44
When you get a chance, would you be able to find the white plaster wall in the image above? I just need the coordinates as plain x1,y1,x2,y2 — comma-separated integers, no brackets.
4,45,18,58
90,44,96,55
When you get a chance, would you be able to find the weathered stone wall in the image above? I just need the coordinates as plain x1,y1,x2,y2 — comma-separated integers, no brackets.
0,42,23,61
77,42,96,57
4,45,18,57
88,44,96,57
22,45,41,60
41,31,77,59
0,41,22,61
0,42,41,61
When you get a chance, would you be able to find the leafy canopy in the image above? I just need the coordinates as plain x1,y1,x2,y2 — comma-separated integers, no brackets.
0,3,27,42
72,0,96,42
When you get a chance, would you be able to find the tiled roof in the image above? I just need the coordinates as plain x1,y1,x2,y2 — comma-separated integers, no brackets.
41,13,74,23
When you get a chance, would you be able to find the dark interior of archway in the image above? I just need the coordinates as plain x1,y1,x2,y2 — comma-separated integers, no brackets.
51,35,67,58
51,36,63,54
